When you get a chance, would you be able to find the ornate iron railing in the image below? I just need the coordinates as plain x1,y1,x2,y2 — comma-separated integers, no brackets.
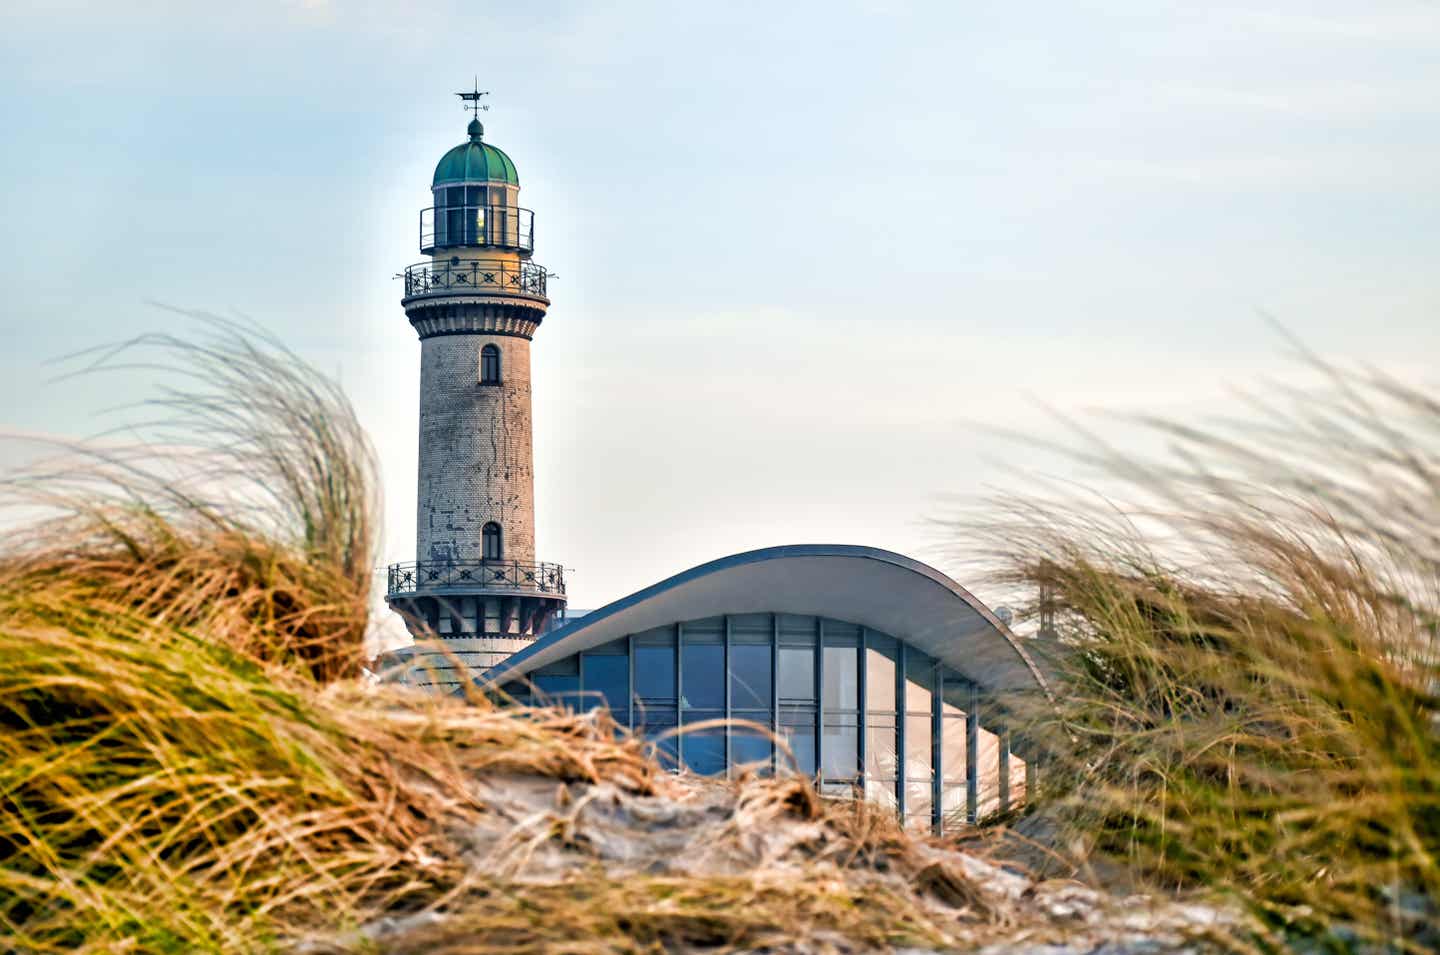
386,560,566,598
401,259,548,299
420,204,534,253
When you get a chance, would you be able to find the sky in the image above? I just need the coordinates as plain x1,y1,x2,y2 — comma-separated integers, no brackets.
1,1,1438,647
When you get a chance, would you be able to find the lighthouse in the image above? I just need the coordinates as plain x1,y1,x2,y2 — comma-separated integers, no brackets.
385,88,566,687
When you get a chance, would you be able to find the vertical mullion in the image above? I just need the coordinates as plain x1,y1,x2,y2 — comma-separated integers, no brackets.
626,634,635,729
896,642,907,820
771,613,780,776
675,622,684,774
858,628,868,794
966,682,980,824
724,616,732,778
815,617,824,786
932,667,943,835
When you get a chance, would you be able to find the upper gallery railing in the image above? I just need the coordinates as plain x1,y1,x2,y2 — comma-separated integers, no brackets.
420,204,535,253
400,259,549,300
386,560,566,598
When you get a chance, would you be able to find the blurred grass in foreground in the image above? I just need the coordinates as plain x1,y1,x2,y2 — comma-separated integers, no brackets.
0,318,672,951
4,317,1435,951
973,356,1440,949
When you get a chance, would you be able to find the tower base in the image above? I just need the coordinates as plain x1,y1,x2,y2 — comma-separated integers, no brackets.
380,589,566,691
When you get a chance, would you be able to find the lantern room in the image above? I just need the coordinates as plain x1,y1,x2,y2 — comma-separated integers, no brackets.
421,118,535,254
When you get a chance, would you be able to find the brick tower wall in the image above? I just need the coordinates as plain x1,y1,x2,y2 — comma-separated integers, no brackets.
415,332,536,567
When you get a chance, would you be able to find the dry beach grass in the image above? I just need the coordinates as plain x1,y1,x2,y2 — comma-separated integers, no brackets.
965,354,1440,949
1,319,1434,951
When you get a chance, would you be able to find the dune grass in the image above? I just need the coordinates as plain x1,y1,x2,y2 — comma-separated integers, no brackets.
0,318,668,951
973,359,1440,949
5,317,1434,951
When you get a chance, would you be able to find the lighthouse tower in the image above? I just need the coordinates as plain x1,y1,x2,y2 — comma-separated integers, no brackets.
385,90,566,687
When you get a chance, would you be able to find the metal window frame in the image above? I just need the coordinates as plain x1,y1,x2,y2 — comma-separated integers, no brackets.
723,615,732,776
858,627,868,793
675,621,684,772
815,616,824,786
626,634,635,729
771,613,780,776
966,681,980,824
892,638,904,814
931,666,943,835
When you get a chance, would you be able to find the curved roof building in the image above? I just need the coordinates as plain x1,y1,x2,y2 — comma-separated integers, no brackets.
473,545,1049,835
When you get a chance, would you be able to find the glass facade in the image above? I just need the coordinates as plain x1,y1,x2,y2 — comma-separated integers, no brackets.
511,613,1028,833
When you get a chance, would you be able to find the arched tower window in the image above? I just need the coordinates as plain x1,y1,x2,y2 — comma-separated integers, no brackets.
482,522,503,561
480,344,501,385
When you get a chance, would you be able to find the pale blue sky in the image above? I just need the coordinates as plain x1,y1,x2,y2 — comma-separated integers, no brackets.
2,1,1437,638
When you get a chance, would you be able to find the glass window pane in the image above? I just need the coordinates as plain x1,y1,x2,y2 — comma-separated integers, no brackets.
580,653,628,715
866,643,897,712
632,698,675,729
533,673,580,709
681,641,724,710
778,645,814,702
941,785,968,832
729,613,772,642
941,673,972,717
730,643,772,709
822,644,858,711
865,716,898,780
905,650,934,712
642,718,678,771
905,714,932,781
978,727,1002,819
865,777,898,811
1009,755,1027,807
821,716,858,781
534,656,579,676
681,713,725,776
781,726,816,776
905,783,933,832
634,643,675,701
777,614,817,643
941,716,966,784
498,681,531,706
732,727,773,773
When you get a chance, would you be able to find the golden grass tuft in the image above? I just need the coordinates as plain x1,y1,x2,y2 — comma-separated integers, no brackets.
3,313,380,682
968,357,1440,948
0,318,671,951
0,602,671,951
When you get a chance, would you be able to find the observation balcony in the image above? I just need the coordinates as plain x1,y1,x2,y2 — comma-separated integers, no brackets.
400,259,548,302
386,559,566,600
421,204,534,254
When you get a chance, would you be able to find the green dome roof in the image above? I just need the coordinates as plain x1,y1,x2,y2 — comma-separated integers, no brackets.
433,120,519,186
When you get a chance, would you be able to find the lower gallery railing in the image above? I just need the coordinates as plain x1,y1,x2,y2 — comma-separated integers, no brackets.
386,560,566,597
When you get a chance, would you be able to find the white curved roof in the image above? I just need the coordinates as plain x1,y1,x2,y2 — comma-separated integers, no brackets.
484,545,1050,698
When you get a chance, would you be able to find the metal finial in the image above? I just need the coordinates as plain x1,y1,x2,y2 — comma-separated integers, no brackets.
457,77,490,121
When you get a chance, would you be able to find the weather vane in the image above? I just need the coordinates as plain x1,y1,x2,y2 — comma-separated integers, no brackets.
457,78,490,120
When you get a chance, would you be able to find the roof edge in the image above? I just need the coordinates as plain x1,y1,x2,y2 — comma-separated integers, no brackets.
482,544,1052,698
